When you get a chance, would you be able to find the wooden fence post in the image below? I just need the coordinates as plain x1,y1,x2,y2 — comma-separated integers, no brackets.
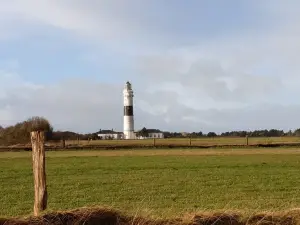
246,135,249,146
61,139,65,148
153,138,156,146
189,137,192,146
30,131,47,216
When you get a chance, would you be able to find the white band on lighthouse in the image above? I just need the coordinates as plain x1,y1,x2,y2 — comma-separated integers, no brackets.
123,81,135,139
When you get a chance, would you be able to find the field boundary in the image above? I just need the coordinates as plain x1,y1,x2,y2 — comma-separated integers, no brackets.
1,142,300,152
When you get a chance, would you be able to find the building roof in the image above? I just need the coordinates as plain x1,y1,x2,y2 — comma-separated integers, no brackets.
135,128,162,133
97,129,122,134
147,129,162,133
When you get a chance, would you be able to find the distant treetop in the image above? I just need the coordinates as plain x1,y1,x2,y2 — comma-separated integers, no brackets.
27,116,52,132
0,116,53,146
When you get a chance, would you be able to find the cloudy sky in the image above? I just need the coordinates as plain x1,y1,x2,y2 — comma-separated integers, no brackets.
0,0,300,133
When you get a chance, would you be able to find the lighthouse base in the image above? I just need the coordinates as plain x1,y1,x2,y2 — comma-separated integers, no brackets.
124,131,135,140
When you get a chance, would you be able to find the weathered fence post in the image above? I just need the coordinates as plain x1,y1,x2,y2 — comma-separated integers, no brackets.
61,139,65,148
153,138,156,146
189,137,192,146
31,131,47,216
246,135,249,146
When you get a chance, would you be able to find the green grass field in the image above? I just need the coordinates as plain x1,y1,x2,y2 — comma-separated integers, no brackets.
1,148,300,219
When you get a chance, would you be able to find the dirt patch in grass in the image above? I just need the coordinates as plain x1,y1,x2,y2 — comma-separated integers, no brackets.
1,208,300,225
4,148,300,159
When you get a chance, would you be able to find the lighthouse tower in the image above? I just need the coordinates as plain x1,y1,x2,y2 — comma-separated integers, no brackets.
123,81,135,139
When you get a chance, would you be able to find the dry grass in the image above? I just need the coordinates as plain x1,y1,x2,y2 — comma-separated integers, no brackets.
61,137,300,148
1,148,300,159
3,137,300,150
1,207,300,225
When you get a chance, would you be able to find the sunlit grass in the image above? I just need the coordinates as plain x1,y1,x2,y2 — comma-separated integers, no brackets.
1,149,300,218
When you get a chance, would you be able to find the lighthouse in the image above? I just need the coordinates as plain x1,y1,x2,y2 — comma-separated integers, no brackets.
123,81,135,139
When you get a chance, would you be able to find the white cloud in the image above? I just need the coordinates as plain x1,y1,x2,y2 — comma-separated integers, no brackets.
0,0,166,52
135,49,283,106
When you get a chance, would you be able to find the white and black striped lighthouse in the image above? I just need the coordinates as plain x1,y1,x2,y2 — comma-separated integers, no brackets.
123,81,135,139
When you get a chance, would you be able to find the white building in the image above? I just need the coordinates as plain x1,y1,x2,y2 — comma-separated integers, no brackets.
97,130,124,140
97,128,165,140
148,132,164,139
135,128,165,139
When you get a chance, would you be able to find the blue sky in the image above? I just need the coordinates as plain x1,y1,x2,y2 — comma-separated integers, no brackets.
1,0,300,133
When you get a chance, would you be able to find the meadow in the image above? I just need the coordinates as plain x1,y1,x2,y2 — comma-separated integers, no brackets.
1,148,300,220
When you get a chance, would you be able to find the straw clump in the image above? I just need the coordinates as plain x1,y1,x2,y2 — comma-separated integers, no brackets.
1,208,300,225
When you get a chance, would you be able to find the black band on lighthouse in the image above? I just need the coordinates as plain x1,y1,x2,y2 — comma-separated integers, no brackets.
124,106,133,116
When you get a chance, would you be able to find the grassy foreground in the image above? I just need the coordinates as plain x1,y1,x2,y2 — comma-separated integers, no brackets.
1,148,300,219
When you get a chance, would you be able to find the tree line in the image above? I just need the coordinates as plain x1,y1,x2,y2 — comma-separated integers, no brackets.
1,117,300,146
164,129,300,138
0,117,103,146
0,117,52,146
